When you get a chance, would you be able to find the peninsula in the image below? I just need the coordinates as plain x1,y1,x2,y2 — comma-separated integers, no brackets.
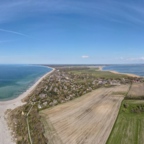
1,65,144,144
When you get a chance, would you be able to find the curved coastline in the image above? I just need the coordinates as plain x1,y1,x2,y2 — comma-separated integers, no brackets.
98,66,140,77
108,70,140,78
0,65,140,144
0,66,55,144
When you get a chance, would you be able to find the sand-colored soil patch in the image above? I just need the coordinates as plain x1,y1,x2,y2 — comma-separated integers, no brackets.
128,83,144,97
40,85,130,144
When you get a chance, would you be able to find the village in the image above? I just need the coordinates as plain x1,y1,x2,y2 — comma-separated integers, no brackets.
29,68,144,110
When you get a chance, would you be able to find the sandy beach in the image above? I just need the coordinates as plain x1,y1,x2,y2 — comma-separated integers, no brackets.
99,66,140,77
109,70,140,78
0,67,55,144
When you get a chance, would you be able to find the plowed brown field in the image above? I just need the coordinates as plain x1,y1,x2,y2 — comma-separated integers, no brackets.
40,85,130,144
128,83,144,97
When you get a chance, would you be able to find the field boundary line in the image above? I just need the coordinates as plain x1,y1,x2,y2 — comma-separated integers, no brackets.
106,84,132,143
26,104,34,144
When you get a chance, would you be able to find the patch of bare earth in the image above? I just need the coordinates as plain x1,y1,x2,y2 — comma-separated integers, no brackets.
128,83,144,97
40,85,130,144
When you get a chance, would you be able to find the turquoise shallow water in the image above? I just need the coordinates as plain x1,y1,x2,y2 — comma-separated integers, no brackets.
0,65,52,101
103,64,144,77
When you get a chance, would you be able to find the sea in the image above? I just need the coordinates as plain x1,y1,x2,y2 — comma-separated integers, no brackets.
103,64,144,77
0,65,52,101
1,64,144,101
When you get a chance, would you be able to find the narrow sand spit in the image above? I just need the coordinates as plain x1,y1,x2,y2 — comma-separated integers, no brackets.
0,67,54,144
99,66,140,77
40,85,130,144
109,70,140,78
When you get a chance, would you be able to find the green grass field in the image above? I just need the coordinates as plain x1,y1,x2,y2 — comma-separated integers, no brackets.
107,100,144,144
69,68,130,79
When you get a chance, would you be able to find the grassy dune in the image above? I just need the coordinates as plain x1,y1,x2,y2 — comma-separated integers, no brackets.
40,85,129,144
107,100,144,144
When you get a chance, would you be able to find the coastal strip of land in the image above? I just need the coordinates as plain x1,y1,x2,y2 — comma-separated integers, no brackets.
109,70,140,78
98,66,140,78
0,67,55,144
0,65,142,144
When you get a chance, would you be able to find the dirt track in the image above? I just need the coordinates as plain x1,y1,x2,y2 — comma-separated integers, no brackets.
40,85,129,144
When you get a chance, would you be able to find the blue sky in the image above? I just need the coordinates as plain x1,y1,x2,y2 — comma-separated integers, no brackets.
0,0,144,64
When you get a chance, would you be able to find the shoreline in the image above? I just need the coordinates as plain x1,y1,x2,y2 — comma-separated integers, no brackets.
98,66,140,78
109,70,140,78
0,66,55,144
0,65,140,144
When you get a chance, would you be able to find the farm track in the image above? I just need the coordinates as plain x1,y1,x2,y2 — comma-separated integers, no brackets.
40,85,130,144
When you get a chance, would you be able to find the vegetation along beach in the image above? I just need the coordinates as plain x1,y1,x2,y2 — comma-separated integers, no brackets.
1,65,144,144
0,66,54,144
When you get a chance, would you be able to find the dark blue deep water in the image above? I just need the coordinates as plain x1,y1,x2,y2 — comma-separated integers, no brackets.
103,64,144,77
0,65,52,101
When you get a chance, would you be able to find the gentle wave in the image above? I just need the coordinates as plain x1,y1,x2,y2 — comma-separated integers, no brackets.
0,65,52,101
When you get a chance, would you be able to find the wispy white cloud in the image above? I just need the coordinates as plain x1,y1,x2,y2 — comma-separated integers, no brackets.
0,0,144,27
81,55,89,58
0,1,31,23
0,28,30,38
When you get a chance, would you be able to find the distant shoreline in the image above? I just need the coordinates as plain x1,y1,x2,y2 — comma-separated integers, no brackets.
98,66,140,78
